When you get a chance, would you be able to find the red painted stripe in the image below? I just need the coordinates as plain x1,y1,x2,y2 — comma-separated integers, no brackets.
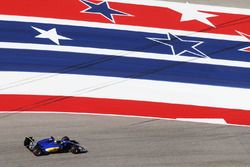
0,0,249,36
1,94,250,126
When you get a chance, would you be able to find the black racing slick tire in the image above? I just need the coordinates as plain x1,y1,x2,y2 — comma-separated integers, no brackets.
24,137,30,147
70,145,80,154
61,136,70,141
24,137,34,147
33,146,43,156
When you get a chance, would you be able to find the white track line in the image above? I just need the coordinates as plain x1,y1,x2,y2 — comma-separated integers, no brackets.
0,111,250,127
1,42,250,68
1,72,250,110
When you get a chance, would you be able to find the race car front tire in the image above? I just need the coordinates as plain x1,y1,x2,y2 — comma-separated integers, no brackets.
33,146,42,156
70,145,80,154
61,136,70,141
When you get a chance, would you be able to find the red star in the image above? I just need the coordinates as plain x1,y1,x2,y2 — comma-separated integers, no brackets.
236,30,250,40
241,47,250,52
236,31,250,53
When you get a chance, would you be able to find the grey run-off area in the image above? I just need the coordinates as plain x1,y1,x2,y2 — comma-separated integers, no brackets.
0,113,250,167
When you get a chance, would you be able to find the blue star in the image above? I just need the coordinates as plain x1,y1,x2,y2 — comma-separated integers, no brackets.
80,0,131,23
147,33,208,58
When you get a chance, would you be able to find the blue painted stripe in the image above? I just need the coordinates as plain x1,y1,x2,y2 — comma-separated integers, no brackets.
1,49,250,88
0,20,249,62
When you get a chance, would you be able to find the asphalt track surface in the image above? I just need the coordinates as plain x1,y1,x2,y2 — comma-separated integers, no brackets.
1,1,250,167
0,113,250,167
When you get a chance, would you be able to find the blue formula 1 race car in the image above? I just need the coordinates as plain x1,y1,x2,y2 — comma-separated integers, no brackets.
24,136,88,156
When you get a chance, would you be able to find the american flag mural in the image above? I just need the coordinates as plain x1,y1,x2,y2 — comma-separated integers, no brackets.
0,0,250,126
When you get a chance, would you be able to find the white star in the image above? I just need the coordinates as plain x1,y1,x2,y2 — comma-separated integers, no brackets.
32,26,72,45
170,2,217,27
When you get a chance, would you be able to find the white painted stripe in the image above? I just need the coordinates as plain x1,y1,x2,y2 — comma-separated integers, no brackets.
1,42,250,69
0,72,250,110
3,111,250,127
176,118,227,125
0,15,247,42
109,0,250,15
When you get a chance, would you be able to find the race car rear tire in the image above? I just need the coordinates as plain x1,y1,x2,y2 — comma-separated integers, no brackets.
24,137,34,147
24,137,30,147
70,145,80,154
33,146,42,156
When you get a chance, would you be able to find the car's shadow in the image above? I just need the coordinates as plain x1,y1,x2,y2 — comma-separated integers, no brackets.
39,150,88,156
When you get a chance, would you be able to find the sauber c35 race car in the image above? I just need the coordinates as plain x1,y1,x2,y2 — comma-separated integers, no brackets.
24,136,88,156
